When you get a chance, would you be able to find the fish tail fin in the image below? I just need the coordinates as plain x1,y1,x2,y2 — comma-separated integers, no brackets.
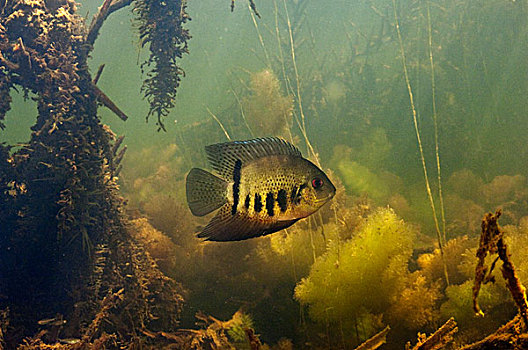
186,168,228,216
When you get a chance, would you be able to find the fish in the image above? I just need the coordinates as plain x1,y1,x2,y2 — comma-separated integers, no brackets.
186,137,336,241
37,317,66,326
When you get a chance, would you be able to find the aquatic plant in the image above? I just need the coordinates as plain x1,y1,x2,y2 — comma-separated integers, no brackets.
173,310,266,350
330,144,402,204
355,128,392,170
0,0,193,345
133,0,190,131
446,170,486,204
129,218,180,272
226,311,255,344
294,208,415,344
385,273,442,330
444,194,484,236
418,235,476,287
242,69,293,139
482,175,528,223
441,280,509,332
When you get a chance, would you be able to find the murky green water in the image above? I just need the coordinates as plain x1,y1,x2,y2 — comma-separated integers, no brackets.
2,0,528,348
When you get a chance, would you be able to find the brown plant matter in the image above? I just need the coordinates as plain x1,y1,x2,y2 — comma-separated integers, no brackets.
0,69,11,129
405,317,457,350
243,69,293,138
177,310,260,350
472,210,528,328
134,0,191,131
460,314,528,350
0,0,187,346
354,325,390,350
128,217,180,273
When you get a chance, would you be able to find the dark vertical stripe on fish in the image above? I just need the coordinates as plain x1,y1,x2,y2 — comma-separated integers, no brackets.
266,192,275,216
290,186,298,203
292,183,306,205
231,159,242,215
254,193,263,212
244,194,250,209
277,189,288,212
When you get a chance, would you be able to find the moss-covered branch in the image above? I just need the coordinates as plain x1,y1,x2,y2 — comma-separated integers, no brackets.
473,210,528,327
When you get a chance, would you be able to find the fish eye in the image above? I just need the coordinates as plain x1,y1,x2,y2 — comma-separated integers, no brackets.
312,177,323,189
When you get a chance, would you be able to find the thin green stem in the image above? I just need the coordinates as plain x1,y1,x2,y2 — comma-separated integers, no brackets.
282,0,320,167
392,0,449,285
426,0,446,243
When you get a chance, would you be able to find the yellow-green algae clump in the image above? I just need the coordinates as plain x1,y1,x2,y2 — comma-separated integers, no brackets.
294,208,415,335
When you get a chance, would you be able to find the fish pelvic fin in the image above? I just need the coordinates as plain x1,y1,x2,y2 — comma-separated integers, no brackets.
186,168,228,216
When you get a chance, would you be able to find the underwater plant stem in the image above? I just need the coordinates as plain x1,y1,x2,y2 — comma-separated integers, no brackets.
426,0,446,243
273,0,292,98
231,89,255,137
206,107,231,141
392,0,449,285
282,0,320,168
308,217,317,263
247,2,271,68
273,0,295,146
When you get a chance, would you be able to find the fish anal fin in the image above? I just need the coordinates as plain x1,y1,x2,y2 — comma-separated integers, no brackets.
198,205,299,242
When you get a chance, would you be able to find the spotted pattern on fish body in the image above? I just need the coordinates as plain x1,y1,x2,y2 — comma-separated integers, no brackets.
186,137,336,241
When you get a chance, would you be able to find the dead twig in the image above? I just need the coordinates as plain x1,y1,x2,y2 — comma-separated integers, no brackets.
92,64,105,85
92,84,128,121
354,326,390,350
407,318,457,350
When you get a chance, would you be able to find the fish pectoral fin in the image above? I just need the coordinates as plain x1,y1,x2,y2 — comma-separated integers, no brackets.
186,168,228,216
198,205,299,242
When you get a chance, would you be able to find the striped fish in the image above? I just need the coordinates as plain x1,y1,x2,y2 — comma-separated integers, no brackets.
186,137,336,241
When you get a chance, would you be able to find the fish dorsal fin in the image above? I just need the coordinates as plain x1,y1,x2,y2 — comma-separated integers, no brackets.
205,137,302,179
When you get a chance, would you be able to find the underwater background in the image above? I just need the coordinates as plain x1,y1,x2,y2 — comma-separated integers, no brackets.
1,0,528,348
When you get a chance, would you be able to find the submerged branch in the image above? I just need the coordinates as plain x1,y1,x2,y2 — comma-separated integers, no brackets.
87,0,134,47
407,318,457,350
354,326,390,350
93,64,105,85
473,210,528,328
93,84,128,121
